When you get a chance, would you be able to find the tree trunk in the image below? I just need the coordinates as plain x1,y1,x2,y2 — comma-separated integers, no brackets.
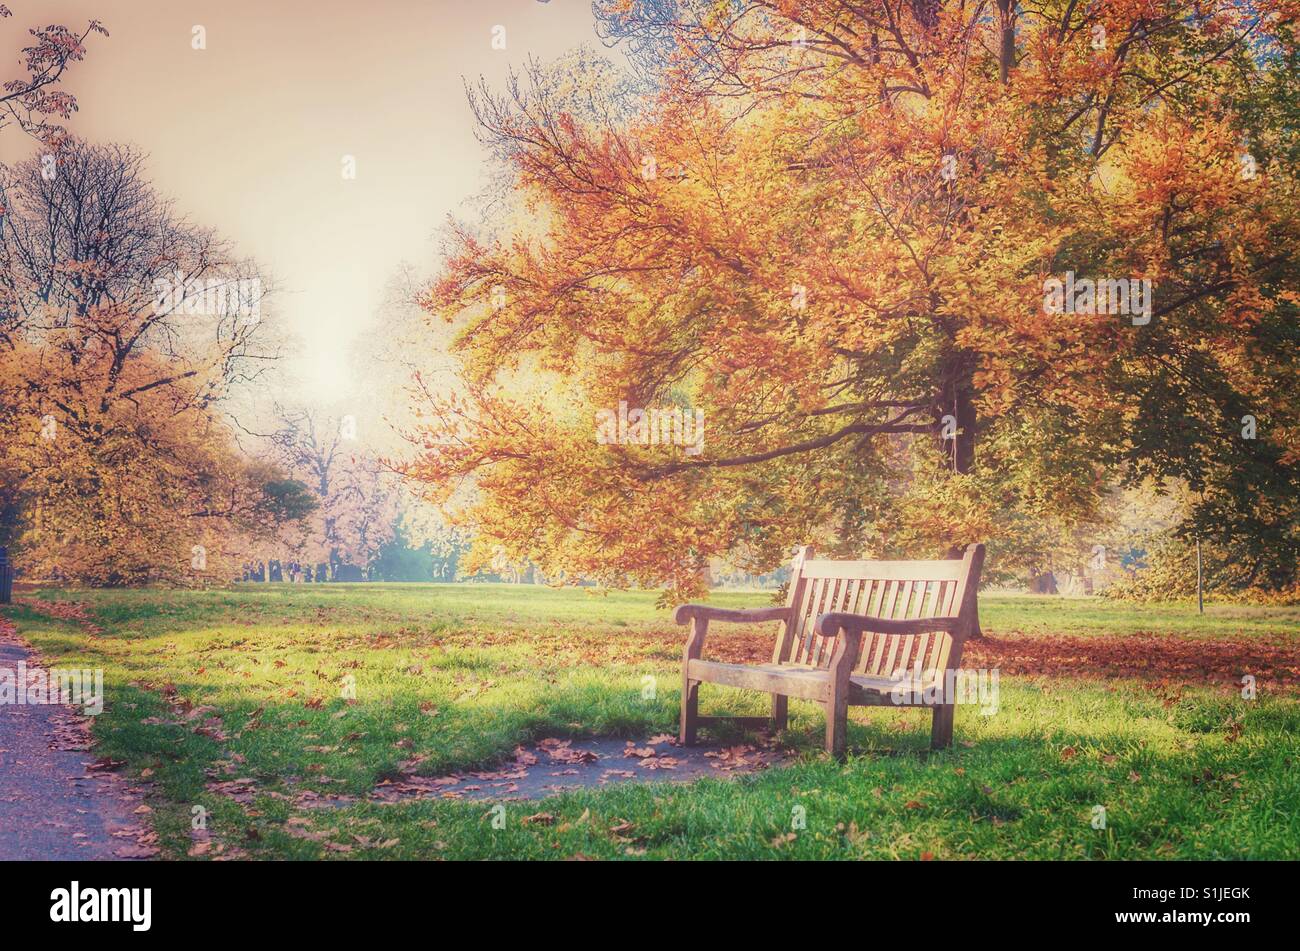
937,351,977,475
952,381,977,475
940,353,981,636
1029,570,1059,595
997,0,1016,84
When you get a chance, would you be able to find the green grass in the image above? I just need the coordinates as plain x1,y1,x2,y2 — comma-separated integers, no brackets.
26,583,1298,640
4,584,1298,859
980,592,1300,639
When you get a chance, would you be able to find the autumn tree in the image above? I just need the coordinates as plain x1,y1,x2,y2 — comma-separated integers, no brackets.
0,5,105,142
402,1,1300,598
256,405,398,575
0,139,307,582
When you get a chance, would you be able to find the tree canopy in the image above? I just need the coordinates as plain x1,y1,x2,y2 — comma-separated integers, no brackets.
404,0,1300,597
0,135,309,583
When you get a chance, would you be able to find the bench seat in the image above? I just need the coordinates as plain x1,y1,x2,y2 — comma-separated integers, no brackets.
688,660,938,706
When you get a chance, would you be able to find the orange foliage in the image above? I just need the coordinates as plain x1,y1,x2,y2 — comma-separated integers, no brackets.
402,2,1299,595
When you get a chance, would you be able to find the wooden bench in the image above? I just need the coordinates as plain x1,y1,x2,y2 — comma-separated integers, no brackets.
674,544,985,756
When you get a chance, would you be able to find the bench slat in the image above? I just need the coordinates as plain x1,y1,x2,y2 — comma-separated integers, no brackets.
799,558,967,581
941,576,960,614
772,545,814,665
795,577,826,665
832,578,864,665
896,578,912,618
824,577,859,667
883,630,902,677
786,572,816,664
914,631,931,677
688,659,831,702
883,579,901,622
867,582,893,675
922,580,942,672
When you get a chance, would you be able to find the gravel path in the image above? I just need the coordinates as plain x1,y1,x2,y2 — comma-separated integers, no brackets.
0,619,154,860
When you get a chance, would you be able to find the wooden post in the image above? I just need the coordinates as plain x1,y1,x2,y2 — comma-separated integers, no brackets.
947,544,983,638
931,703,955,750
824,632,854,759
771,694,788,732
679,616,707,746
1196,538,1203,614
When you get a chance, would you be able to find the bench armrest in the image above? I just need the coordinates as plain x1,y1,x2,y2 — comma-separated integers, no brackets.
814,613,963,639
677,605,791,666
673,605,792,626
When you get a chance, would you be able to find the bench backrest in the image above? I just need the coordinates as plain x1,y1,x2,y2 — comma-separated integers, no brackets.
773,544,985,676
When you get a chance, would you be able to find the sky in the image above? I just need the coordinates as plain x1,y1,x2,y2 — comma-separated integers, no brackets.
0,0,622,403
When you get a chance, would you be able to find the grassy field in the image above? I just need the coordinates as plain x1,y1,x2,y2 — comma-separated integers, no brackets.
4,583,1298,860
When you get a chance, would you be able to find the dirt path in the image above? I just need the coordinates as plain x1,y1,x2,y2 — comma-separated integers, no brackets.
370,735,794,804
0,617,156,860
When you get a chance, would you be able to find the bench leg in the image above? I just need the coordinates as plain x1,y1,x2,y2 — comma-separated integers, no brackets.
771,694,788,732
931,703,955,750
680,679,700,746
824,694,849,759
